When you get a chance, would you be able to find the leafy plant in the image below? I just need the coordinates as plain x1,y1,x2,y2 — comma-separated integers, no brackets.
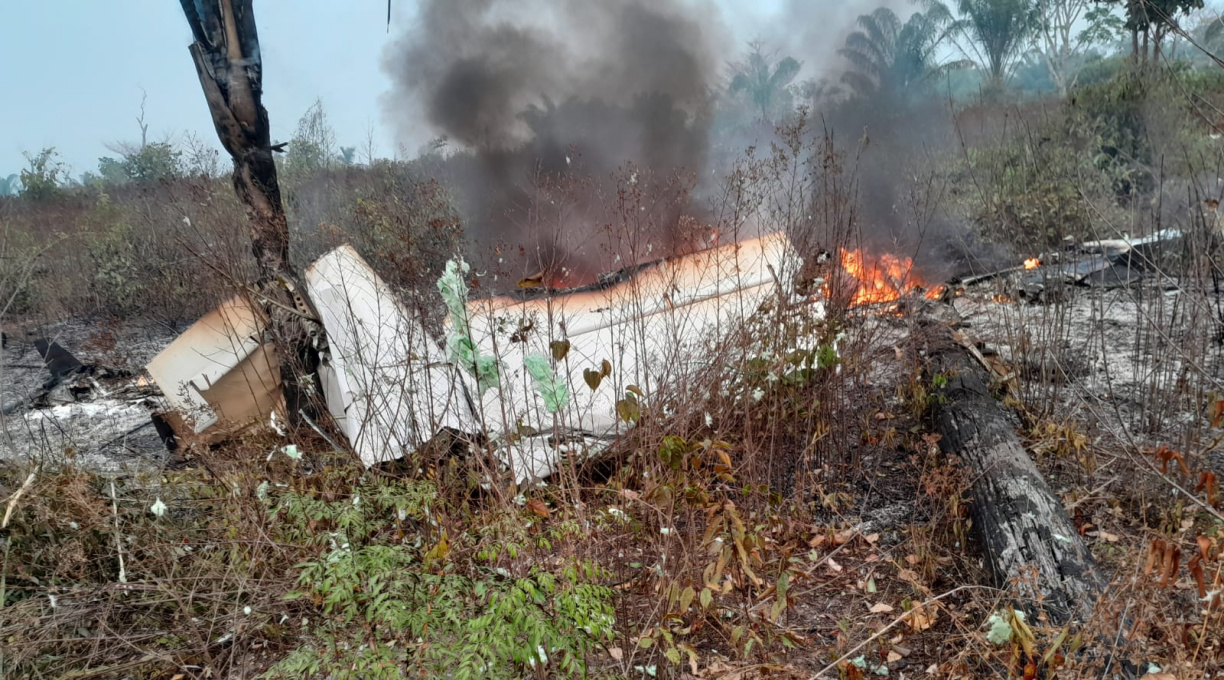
19,147,68,200
280,98,337,187
935,0,1040,90
84,196,145,316
839,5,961,106
266,478,615,679
95,141,184,185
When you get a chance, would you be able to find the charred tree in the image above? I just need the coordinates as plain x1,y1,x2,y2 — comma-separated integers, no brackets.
179,0,323,420
915,314,1105,625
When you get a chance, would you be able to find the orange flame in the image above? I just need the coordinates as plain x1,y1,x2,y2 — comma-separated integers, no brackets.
1024,258,1041,270
836,248,939,306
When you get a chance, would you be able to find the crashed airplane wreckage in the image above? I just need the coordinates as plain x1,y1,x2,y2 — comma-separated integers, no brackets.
147,233,808,483
956,228,1185,301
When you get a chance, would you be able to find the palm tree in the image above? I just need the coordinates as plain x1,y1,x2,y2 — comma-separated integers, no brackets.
839,6,960,105
928,0,1040,88
728,43,802,122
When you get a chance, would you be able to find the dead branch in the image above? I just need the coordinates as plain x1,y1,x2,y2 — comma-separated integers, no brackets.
1,468,36,529
178,0,325,422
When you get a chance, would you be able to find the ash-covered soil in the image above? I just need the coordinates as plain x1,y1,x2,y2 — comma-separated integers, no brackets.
0,320,176,472
955,279,1224,476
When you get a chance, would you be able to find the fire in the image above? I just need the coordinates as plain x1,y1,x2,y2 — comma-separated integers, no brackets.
836,248,940,306
1024,258,1041,270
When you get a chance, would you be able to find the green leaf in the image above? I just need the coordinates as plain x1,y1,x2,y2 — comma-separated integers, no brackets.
817,343,840,369
616,398,640,423
680,586,695,611
524,354,570,413
986,612,1013,646
638,636,654,649
658,436,687,469
664,647,681,665
700,588,713,609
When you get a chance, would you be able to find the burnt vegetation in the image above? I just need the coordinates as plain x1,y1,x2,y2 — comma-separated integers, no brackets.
2,0,1224,678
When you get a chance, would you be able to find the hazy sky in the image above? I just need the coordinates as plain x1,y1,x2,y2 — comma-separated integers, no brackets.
0,2,402,175
0,1,799,178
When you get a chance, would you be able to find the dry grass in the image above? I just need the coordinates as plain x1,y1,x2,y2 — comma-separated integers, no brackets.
944,79,1224,675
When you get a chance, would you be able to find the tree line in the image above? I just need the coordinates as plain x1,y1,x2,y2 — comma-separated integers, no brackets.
1,0,1214,199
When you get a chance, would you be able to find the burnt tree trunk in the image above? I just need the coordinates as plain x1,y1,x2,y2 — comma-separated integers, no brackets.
179,0,323,420
918,318,1105,625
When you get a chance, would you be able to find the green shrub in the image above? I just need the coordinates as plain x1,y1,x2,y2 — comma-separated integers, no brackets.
18,148,69,201
84,194,145,316
963,132,1108,247
0,227,42,317
960,67,1223,249
265,478,614,679
93,142,185,186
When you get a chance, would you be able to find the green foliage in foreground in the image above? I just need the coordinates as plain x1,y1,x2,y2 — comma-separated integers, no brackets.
264,478,615,679
0,457,615,679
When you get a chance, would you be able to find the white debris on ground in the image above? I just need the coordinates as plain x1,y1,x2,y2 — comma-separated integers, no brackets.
145,297,282,437
0,322,173,470
7,400,158,472
305,244,472,467
955,281,1224,474
1,234,817,483
314,232,808,484
461,232,804,450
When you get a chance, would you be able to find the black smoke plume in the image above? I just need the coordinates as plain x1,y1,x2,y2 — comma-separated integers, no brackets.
382,0,728,285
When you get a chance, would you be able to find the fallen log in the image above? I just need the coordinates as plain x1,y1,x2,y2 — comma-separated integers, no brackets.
916,313,1105,625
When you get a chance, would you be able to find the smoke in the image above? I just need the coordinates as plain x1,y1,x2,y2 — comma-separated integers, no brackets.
380,0,732,285
380,0,966,285
388,0,723,150
770,0,962,278
764,0,916,78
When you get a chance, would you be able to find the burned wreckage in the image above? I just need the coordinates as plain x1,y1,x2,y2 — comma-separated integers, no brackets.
956,228,1186,301
4,227,1182,482
144,233,807,483
7,228,1168,621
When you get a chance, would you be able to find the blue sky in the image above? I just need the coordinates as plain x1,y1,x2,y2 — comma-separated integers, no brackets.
0,1,835,177
0,2,404,175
